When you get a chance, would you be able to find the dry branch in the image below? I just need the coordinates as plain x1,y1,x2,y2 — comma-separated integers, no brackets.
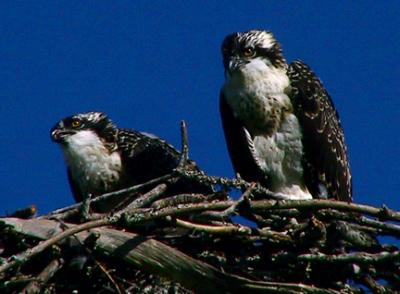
297,251,400,264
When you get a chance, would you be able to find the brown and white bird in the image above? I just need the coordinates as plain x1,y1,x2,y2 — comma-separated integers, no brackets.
220,30,352,201
51,112,211,205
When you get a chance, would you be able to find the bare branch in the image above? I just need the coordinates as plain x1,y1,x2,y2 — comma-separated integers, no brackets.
151,193,207,209
317,209,400,236
171,218,252,236
118,183,168,212
42,173,177,220
177,120,189,169
177,170,293,200
296,251,400,264
249,199,400,222
204,182,256,220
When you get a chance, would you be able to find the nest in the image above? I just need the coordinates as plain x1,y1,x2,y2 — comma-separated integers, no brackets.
1,123,399,293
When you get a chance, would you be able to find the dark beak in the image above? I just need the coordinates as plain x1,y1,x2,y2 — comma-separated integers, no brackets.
50,127,73,143
224,56,246,75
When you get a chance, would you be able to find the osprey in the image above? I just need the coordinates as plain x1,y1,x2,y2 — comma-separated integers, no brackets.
220,30,352,201
51,112,211,204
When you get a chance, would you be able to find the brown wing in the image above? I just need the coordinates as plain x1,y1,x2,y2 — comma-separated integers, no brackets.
117,129,214,194
288,60,352,201
117,129,180,184
220,91,269,187
67,168,83,203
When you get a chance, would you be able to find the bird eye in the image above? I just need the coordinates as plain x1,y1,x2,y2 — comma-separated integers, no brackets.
243,47,255,57
71,120,82,128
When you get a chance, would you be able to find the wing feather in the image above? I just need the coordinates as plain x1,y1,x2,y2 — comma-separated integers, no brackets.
220,92,269,187
67,168,83,203
117,129,214,194
117,129,180,184
288,60,352,201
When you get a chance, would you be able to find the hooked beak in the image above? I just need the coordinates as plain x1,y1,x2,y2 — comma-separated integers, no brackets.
224,56,246,76
50,127,74,143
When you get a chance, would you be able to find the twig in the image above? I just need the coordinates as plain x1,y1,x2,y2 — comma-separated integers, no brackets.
177,120,189,169
118,183,168,213
42,173,177,219
204,182,256,220
247,228,293,245
170,217,293,246
122,199,400,227
317,209,400,236
2,276,36,290
94,260,124,294
360,275,390,294
84,174,175,205
296,251,400,264
23,258,64,293
177,170,284,199
80,193,92,221
242,282,340,294
250,199,400,222
171,218,252,235
122,201,234,225
151,193,207,209
63,221,124,294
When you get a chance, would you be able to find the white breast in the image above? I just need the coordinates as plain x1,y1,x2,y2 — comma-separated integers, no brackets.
252,114,312,200
62,130,122,196
223,58,312,200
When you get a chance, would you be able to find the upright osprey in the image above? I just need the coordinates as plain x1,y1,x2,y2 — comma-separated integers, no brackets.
220,30,352,201
51,112,211,204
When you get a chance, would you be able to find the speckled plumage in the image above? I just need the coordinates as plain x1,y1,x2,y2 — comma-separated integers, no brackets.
220,30,352,201
51,112,211,203
288,61,352,201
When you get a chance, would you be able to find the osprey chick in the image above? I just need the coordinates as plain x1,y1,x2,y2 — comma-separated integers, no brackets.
51,112,210,205
220,30,352,201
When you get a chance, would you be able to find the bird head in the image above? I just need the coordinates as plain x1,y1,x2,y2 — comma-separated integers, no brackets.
221,30,287,76
50,111,117,146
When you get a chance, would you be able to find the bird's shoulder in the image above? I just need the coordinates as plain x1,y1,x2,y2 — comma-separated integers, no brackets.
115,128,181,174
116,128,179,159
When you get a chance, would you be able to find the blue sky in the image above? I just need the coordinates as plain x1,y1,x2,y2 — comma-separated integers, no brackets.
1,2,399,214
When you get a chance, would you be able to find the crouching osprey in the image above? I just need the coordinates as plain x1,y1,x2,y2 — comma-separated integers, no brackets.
220,30,352,201
51,112,211,207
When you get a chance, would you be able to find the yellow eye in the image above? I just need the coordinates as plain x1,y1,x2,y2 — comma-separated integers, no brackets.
71,120,81,128
243,47,254,57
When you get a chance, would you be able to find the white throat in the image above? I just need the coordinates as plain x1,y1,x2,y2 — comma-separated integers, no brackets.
62,130,122,195
223,58,291,135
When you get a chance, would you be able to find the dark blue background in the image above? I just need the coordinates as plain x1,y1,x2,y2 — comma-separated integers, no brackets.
1,2,399,214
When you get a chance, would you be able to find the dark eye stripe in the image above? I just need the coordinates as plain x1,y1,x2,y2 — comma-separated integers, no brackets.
256,44,286,67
